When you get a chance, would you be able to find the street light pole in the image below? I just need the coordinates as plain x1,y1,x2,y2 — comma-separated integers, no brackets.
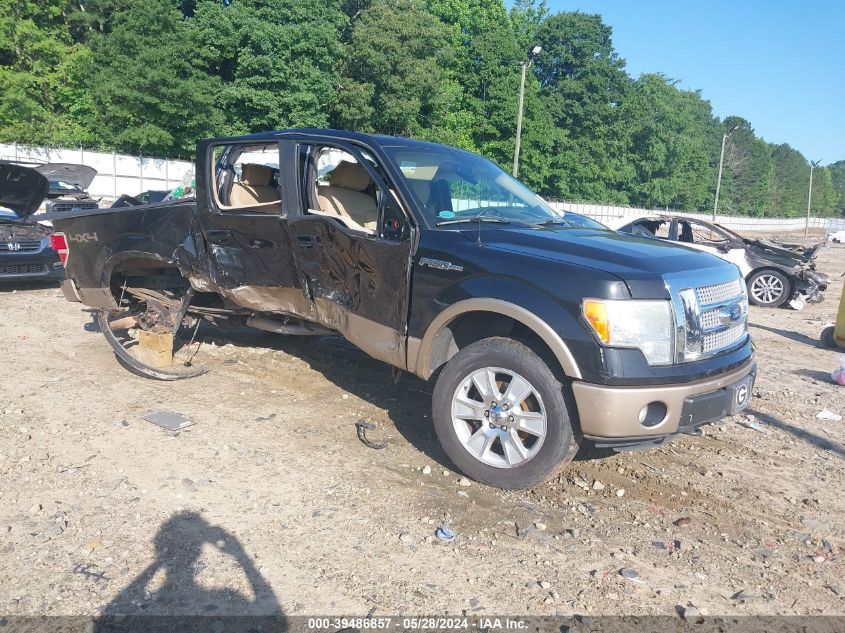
805,160,821,239
713,124,740,222
512,61,528,177
512,45,542,178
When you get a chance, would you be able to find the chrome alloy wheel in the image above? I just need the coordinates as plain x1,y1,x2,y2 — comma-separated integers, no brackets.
750,273,785,305
451,367,547,468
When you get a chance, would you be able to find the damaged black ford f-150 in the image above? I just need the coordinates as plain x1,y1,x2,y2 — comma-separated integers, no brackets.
44,129,756,488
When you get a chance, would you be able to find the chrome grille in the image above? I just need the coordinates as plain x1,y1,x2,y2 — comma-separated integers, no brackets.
665,270,749,363
703,324,746,353
0,240,41,252
696,279,743,306
47,200,98,213
699,308,722,331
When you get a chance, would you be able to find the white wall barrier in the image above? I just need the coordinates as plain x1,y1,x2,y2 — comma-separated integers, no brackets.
549,201,845,234
0,142,194,201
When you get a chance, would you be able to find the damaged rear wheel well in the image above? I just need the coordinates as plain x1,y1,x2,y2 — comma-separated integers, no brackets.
109,258,187,291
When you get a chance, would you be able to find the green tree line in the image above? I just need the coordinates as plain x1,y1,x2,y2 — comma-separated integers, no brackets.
1,0,842,217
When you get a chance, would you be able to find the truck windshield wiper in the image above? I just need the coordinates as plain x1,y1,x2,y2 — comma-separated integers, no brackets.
435,216,511,227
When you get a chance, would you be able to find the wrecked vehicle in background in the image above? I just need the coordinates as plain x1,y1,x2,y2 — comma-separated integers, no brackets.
610,215,829,308
0,163,65,282
35,163,99,215
111,190,171,208
46,129,756,489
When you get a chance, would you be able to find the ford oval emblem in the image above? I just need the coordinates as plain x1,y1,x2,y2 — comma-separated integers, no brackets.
719,303,743,324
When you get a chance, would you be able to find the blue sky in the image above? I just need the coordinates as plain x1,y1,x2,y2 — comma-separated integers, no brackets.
539,0,845,165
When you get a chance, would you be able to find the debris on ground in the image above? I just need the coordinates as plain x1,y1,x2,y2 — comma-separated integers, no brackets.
815,409,842,422
142,410,193,431
738,416,771,433
355,419,387,449
832,358,845,385
435,523,456,542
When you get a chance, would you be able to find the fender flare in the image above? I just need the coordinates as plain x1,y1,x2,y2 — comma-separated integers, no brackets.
410,298,582,380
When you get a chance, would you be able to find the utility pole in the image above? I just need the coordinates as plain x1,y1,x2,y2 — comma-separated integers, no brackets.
512,45,542,178
805,160,821,239
713,124,740,222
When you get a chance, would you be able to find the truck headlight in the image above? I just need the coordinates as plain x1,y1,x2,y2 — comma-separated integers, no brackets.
582,299,674,365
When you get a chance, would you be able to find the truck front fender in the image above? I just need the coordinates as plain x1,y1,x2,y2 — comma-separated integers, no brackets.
410,297,583,380
408,275,599,381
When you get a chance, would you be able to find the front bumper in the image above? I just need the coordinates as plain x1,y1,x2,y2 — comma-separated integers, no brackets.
0,254,64,281
572,359,757,444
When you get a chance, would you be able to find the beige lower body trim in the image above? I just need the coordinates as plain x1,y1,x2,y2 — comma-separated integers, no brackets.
75,286,118,310
61,279,82,303
310,298,405,368
572,360,756,438
406,336,422,374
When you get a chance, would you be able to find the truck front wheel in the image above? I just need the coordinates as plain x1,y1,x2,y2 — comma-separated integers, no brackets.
432,337,581,489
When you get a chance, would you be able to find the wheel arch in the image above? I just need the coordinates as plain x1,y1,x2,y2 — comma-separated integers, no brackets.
98,251,188,309
410,299,582,381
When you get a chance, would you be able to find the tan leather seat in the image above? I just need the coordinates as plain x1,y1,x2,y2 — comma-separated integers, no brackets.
230,164,282,211
317,161,378,232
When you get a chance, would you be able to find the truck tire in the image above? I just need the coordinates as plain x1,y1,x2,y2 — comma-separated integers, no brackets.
432,337,581,489
747,269,790,307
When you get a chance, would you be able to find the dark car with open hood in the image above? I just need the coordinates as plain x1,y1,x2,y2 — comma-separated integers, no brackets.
36,163,99,215
46,129,757,489
0,163,65,282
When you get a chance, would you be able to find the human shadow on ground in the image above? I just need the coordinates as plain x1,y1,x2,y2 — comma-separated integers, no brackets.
749,408,844,459
94,512,284,633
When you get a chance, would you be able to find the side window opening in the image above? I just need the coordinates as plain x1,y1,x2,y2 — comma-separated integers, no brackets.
300,145,389,236
628,219,669,239
687,221,730,246
212,143,283,214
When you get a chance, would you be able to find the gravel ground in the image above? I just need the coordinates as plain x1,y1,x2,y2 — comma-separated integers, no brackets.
0,245,843,619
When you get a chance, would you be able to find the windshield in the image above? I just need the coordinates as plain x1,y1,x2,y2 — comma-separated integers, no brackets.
383,146,561,227
50,180,84,193
0,207,19,221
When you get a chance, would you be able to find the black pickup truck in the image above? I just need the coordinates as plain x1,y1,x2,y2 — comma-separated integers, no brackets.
43,129,755,488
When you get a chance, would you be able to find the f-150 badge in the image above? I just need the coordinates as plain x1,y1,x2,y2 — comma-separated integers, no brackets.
418,257,463,272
